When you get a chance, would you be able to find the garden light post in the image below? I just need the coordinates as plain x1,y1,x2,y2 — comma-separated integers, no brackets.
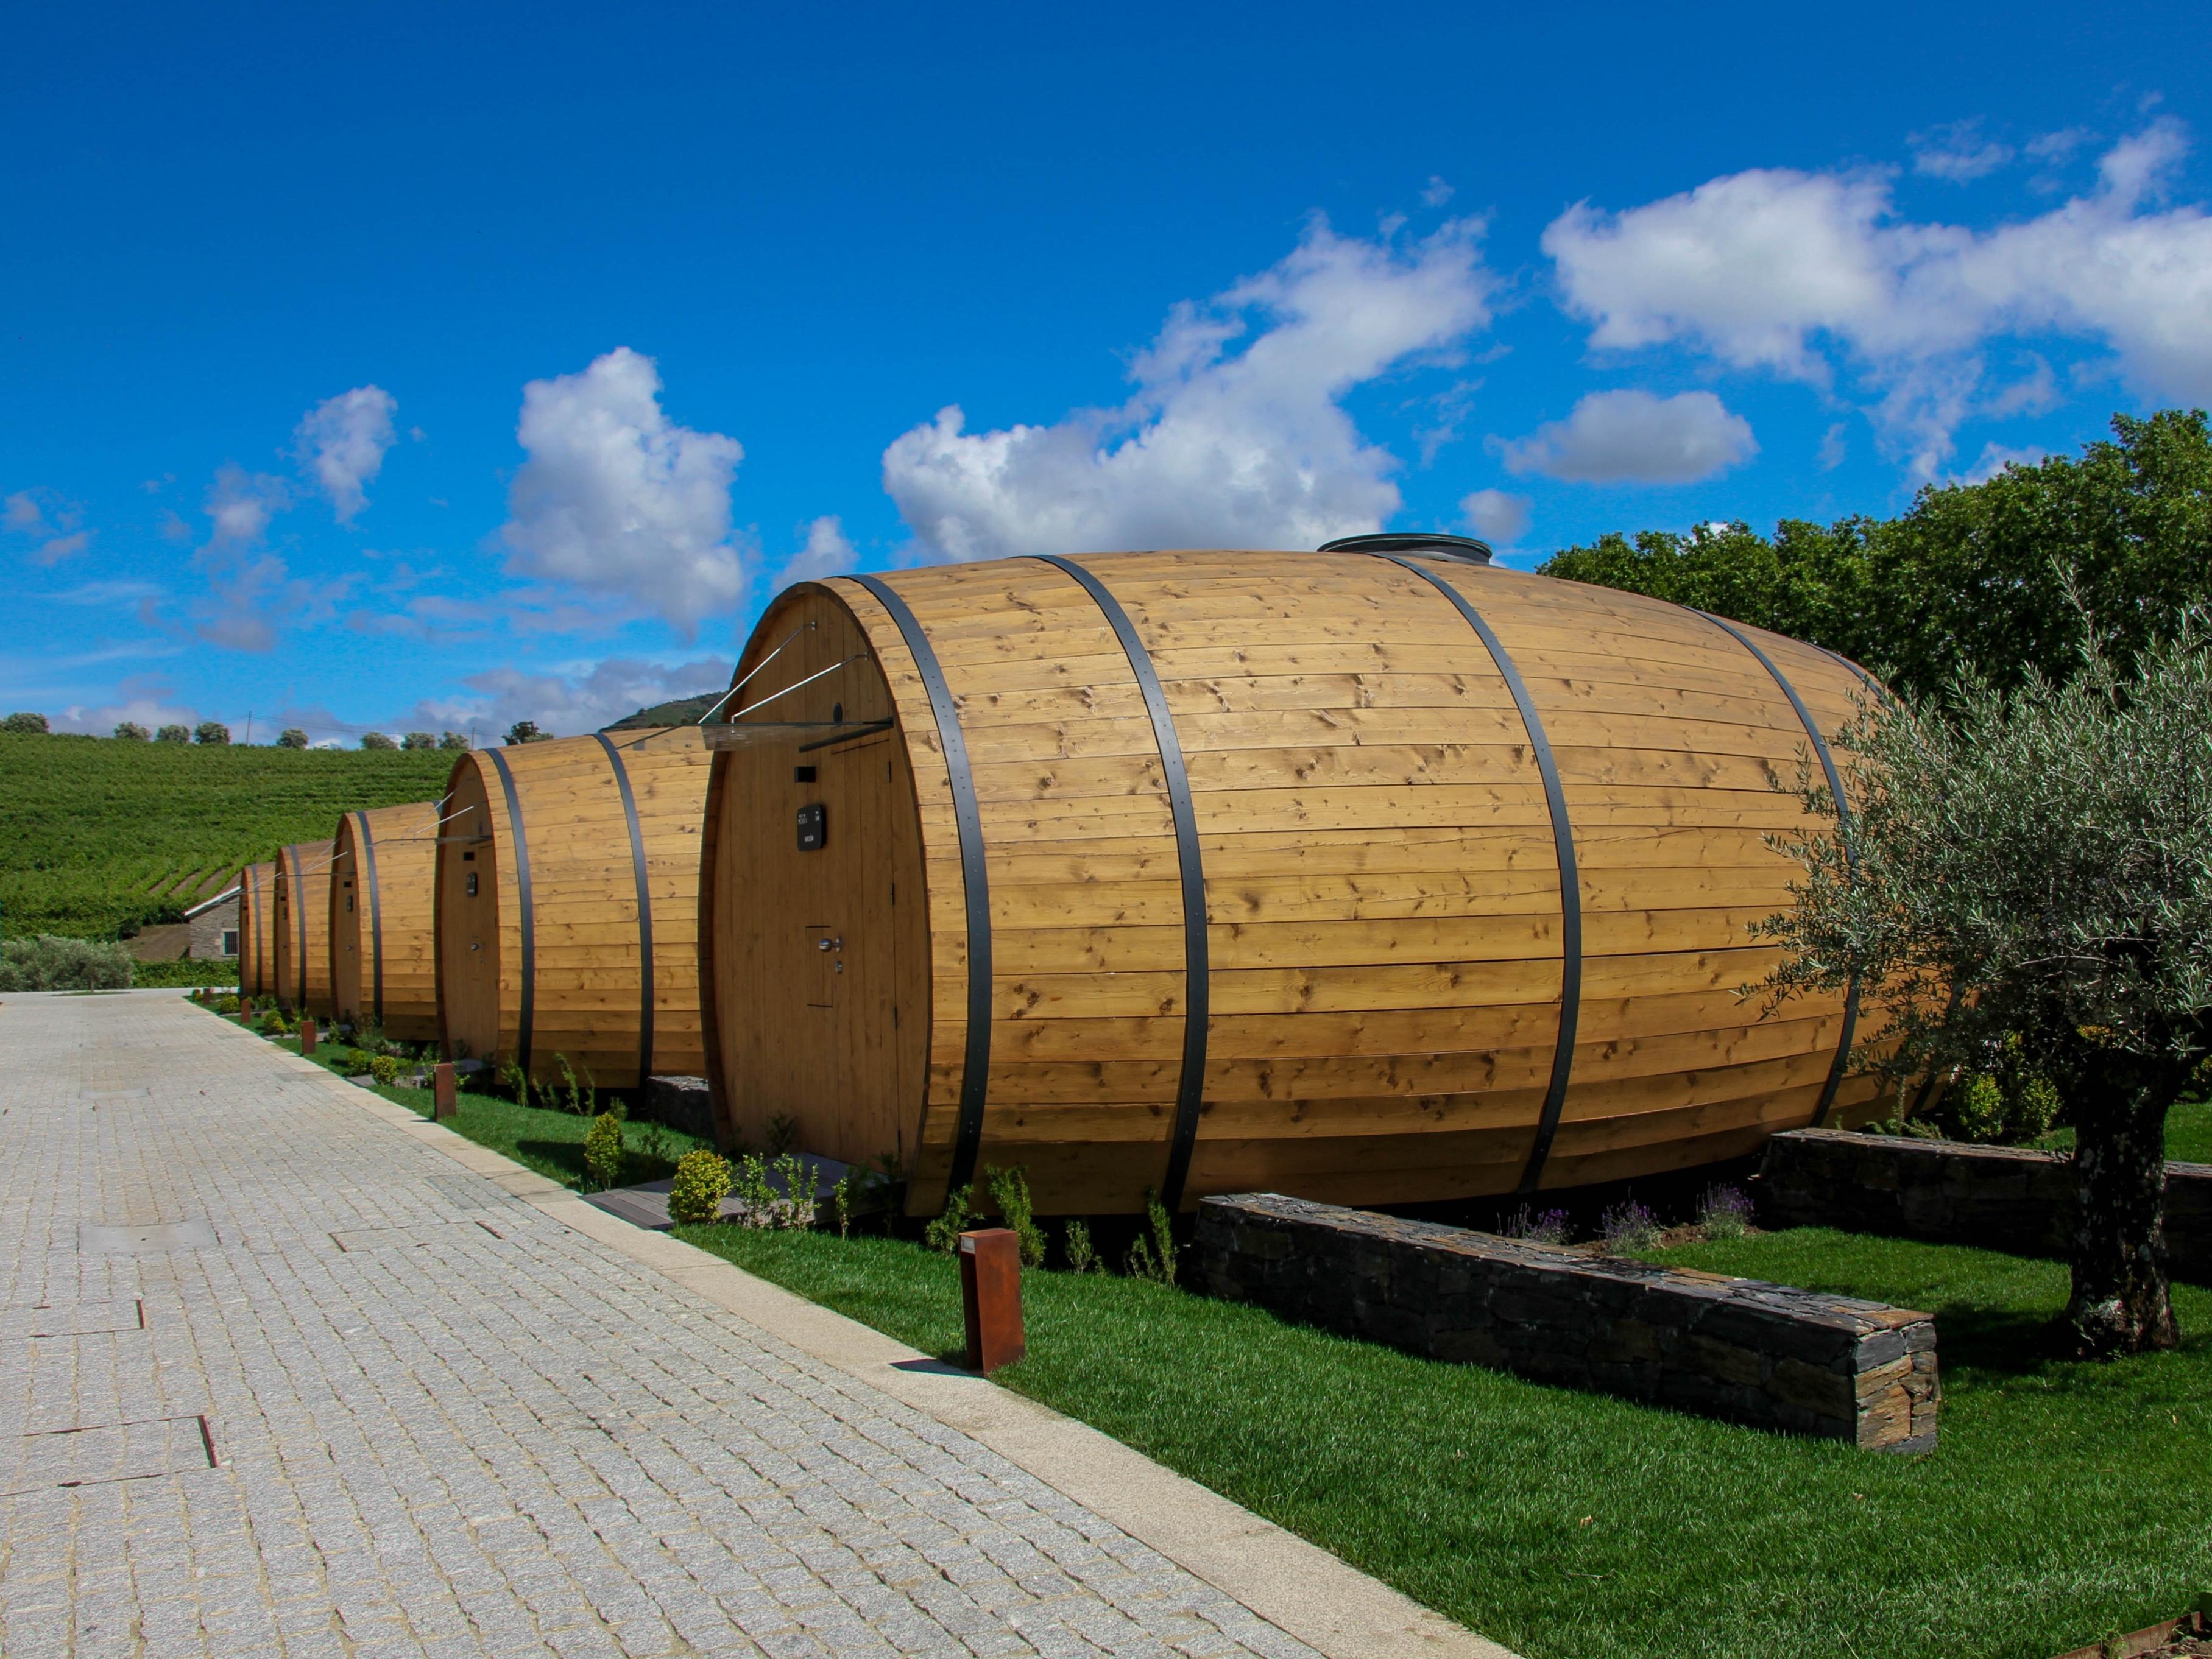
958,1228,1025,1373
299,1018,316,1056
433,1062,456,1121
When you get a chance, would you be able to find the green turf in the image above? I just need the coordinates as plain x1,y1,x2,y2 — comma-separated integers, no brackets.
2032,1096,2212,1164
0,730,453,939
668,1220,2212,1659
257,1024,713,1189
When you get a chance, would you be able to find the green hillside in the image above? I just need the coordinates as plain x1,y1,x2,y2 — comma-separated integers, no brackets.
0,733,456,940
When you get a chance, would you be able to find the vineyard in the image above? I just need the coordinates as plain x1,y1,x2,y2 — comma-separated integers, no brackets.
0,733,456,940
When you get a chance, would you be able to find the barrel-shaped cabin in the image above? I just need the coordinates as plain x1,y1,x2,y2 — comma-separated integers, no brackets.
236,859,278,998
272,840,337,1019
434,729,715,1086
701,543,1893,1217
332,801,442,1043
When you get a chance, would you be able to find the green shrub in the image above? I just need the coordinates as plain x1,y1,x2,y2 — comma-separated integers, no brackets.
1062,1219,1097,1273
359,731,397,750
924,1185,975,1253
1124,1190,1179,1284
215,994,239,1015
583,1112,626,1189
127,956,239,987
276,728,309,749
2,711,48,734
668,1150,732,1224
113,722,149,741
1698,1185,1756,1241
401,731,437,750
193,722,229,746
986,1164,1045,1268
370,1054,400,1086
0,933,133,990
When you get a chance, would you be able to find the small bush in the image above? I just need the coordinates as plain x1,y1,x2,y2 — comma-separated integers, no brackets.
359,731,397,750
401,731,437,750
2,711,49,733
370,1054,400,1086
113,721,149,741
193,721,230,745
832,1169,857,1237
1504,1206,1573,1246
0,934,133,991
1062,1219,1097,1273
583,1112,626,1190
1698,1185,1756,1241
1124,1189,1179,1285
127,956,238,988
155,724,189,743
276,728,309,749
216,994,240,1015
924,1186,975,1253
668,1150,732,1223
1598,1200,1663,1255
766,1111,799,1157
439,731,469,750
986,1164,1046,1267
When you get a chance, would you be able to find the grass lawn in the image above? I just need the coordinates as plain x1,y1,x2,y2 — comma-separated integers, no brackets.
670,1219,2212,1659
2034,1096,2212,1164
258,1026,713,1189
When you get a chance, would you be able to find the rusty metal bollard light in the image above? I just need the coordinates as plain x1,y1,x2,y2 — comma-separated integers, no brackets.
433,1062,458,1121
237,997,252,1023
959,1228,1026,1373
299,1018,316,1055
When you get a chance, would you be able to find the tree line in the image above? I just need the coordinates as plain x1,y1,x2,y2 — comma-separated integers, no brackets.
1539,409,2212,700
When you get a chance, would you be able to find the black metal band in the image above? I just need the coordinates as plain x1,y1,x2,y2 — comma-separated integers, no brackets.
850,574,993,1202
485,748,536,1076
1372,554,1583,1194
355,811,384,1024
287,845,310,1010
595,733,655,1080
1694,611,1862,1126
1033,555,1212,1212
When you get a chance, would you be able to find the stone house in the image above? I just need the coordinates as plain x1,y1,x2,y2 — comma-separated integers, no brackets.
184,886,240,960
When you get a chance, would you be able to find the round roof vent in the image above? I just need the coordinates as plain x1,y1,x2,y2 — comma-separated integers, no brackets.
1315,532,1494,565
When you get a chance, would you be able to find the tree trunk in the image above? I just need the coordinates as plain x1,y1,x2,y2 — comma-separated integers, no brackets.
2065,1056,2180,1357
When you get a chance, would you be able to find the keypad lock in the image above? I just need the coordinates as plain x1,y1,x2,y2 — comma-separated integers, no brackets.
796,802,827,851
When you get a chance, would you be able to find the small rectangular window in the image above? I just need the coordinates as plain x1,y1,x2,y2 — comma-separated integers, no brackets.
221,930,239,956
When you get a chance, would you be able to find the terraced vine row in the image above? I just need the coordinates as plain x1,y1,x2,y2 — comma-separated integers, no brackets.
0,734,457,939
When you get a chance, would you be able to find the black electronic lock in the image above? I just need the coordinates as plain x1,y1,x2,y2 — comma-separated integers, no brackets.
796,802,827,851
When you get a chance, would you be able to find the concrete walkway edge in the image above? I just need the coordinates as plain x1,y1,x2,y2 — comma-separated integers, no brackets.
277,1039,1519,1659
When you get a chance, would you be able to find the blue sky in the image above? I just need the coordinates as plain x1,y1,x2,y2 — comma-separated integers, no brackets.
5,1,2207,742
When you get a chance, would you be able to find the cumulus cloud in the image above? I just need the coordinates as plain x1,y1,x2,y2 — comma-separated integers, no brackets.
3,491,44,532
498,347,747,633
1957,442,2050,483
1458,488,1530,546
395,654,736,742
1912,122,2013,183
1544,120,2212,473
294,386,398,521
1501,389,1758,484
882,216,1496,562
51,676,199,737
4,488,91,563
774,515,857,590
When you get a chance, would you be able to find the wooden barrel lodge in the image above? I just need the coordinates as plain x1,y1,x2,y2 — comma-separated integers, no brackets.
434,728,715,1087
236,859,278,999
272,840,337,1019
331,801,442,1043
701,539,1895,1218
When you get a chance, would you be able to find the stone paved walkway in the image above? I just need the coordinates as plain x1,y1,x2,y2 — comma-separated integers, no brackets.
0,992,1330,1659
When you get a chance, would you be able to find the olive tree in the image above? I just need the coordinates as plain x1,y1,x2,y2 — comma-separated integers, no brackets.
275,727,310,749
359,731,397,750
193,720,230,745
1761,618,2212,1355
155,724,189,743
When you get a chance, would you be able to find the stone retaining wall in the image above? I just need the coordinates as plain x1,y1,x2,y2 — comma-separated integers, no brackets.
1197,1193,1938,1452
1758,1129,2212,1280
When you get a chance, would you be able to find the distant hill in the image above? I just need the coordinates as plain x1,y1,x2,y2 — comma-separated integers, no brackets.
0,733,454,940
602,691,723,730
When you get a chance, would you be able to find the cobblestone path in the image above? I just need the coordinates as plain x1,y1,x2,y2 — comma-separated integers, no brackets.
0,992,1323,1659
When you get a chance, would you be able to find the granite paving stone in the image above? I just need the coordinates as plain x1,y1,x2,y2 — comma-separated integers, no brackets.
0,993,1330,1659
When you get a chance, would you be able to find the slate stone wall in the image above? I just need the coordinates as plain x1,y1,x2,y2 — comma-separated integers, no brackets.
1758,1129,2212,1281
1197,1192,1938,1452
643,1074,718,1142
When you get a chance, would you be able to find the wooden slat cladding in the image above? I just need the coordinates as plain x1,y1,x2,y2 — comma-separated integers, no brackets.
702,551,1893,1217
236,861,277,998
272,841,336,1019
331,802,442,1043
433,730,714,1088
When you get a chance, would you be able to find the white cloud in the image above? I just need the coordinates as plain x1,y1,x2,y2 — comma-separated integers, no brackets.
4,491,44,532
294,386,398,521
1912,122,2013,183
52,677,198,737
1458,488,1529,546
774,515,857,590
398,654,735,742
1422,176,1454,208
882,216,1496,562
203,463,289,551
192,465,297,651
1501,389,1758,484
1544,121,2212,473
33,530,90,566
1956,442,2049,483
1817,422,1848,470
498,347,747,634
